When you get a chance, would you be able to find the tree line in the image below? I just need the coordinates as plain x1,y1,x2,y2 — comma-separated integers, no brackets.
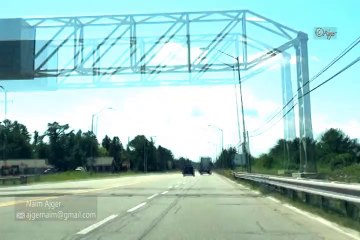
208,128,360,173
0,119,191,172
254,128,360,172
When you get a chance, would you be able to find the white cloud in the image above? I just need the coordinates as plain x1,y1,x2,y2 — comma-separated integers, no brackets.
310,55,320,62
149,42,204,66
8,84,357,161
246,17,265,22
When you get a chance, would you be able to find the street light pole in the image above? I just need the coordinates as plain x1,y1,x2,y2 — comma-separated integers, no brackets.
220,129,224,151
200,47,249,171
91,107,113,136
90,107,113,170
208,125,223,151
208,141,218,163
91,113,95,133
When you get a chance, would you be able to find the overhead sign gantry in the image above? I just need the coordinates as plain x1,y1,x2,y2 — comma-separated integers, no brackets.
0,10,315,173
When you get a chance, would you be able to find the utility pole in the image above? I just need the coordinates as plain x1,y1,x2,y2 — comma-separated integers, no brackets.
236,57,250,173
143,140,147,173
0,86,7,120
234,84,242,153
246,131,251,173
0,86,7,161
90,113,95,171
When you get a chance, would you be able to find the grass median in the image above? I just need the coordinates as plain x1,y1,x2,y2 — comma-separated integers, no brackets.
0,171,139,186
0,170,182,186
37,171,139,182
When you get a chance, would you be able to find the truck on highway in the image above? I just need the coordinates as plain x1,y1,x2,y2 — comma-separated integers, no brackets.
199,157,212,175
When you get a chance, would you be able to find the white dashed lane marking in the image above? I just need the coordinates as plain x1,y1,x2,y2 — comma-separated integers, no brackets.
147,193,159,200
77,214,118,235
127,202,147,213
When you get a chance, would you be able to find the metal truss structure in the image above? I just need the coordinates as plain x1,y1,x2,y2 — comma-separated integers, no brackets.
0,10,315,172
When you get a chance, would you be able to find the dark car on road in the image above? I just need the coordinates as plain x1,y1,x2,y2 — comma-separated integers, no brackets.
182,164,195,176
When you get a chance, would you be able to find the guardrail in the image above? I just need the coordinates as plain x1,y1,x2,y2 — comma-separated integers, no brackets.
0,175,37,185
232,172,360,220
233,172,360,203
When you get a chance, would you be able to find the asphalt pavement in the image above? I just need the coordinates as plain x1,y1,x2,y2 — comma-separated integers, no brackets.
0,172,359,240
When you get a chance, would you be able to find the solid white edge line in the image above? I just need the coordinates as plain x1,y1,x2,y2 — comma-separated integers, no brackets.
161,191,169,195
282,204,360,240
219,172,360,239
147,193,159,200
77,214,118,235
218,172,260,194
127,202,147,213
266,196,281,204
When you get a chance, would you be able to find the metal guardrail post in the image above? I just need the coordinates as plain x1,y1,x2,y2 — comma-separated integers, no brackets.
20,175,27,184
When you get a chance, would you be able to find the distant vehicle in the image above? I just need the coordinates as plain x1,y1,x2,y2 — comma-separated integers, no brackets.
43,168,58,174
75,166,86,172
199,157,212,175
182,164,195,177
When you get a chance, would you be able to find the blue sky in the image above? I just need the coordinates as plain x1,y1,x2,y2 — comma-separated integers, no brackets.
0,0,359,160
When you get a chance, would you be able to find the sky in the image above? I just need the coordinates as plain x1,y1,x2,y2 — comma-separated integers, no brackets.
0,0,359,161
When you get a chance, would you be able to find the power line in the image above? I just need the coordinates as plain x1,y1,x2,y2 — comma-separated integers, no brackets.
249,55,360,138
310,36,360,82
302,56,360,99
249,36,360,135
250,36,360,135
250,103,297,138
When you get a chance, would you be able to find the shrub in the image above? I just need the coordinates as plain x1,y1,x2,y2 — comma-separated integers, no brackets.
258,154,274,169
330,153,354,170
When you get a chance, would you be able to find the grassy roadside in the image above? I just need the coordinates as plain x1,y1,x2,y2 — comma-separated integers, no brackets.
0,170,183,186
318,164,360,183
35,171,140,183
215,169,360,232
0,171,140,186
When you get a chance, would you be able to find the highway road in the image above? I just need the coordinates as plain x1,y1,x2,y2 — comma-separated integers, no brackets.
0,172,359,240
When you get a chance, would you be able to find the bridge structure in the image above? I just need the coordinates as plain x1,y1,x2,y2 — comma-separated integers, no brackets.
0,10,315,173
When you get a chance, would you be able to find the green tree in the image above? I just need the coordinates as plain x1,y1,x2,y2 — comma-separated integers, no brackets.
215,147,237,169
156,145,174,171
173,157,186,170
127,135,146,171
98,147,109,157
127,135,158,172
45,122,72,170
102,135,111,152
317,128,358,167
109,136,123,172
258,154,274,169
286,138,300,170
0,120,32,159
34,134,49,159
